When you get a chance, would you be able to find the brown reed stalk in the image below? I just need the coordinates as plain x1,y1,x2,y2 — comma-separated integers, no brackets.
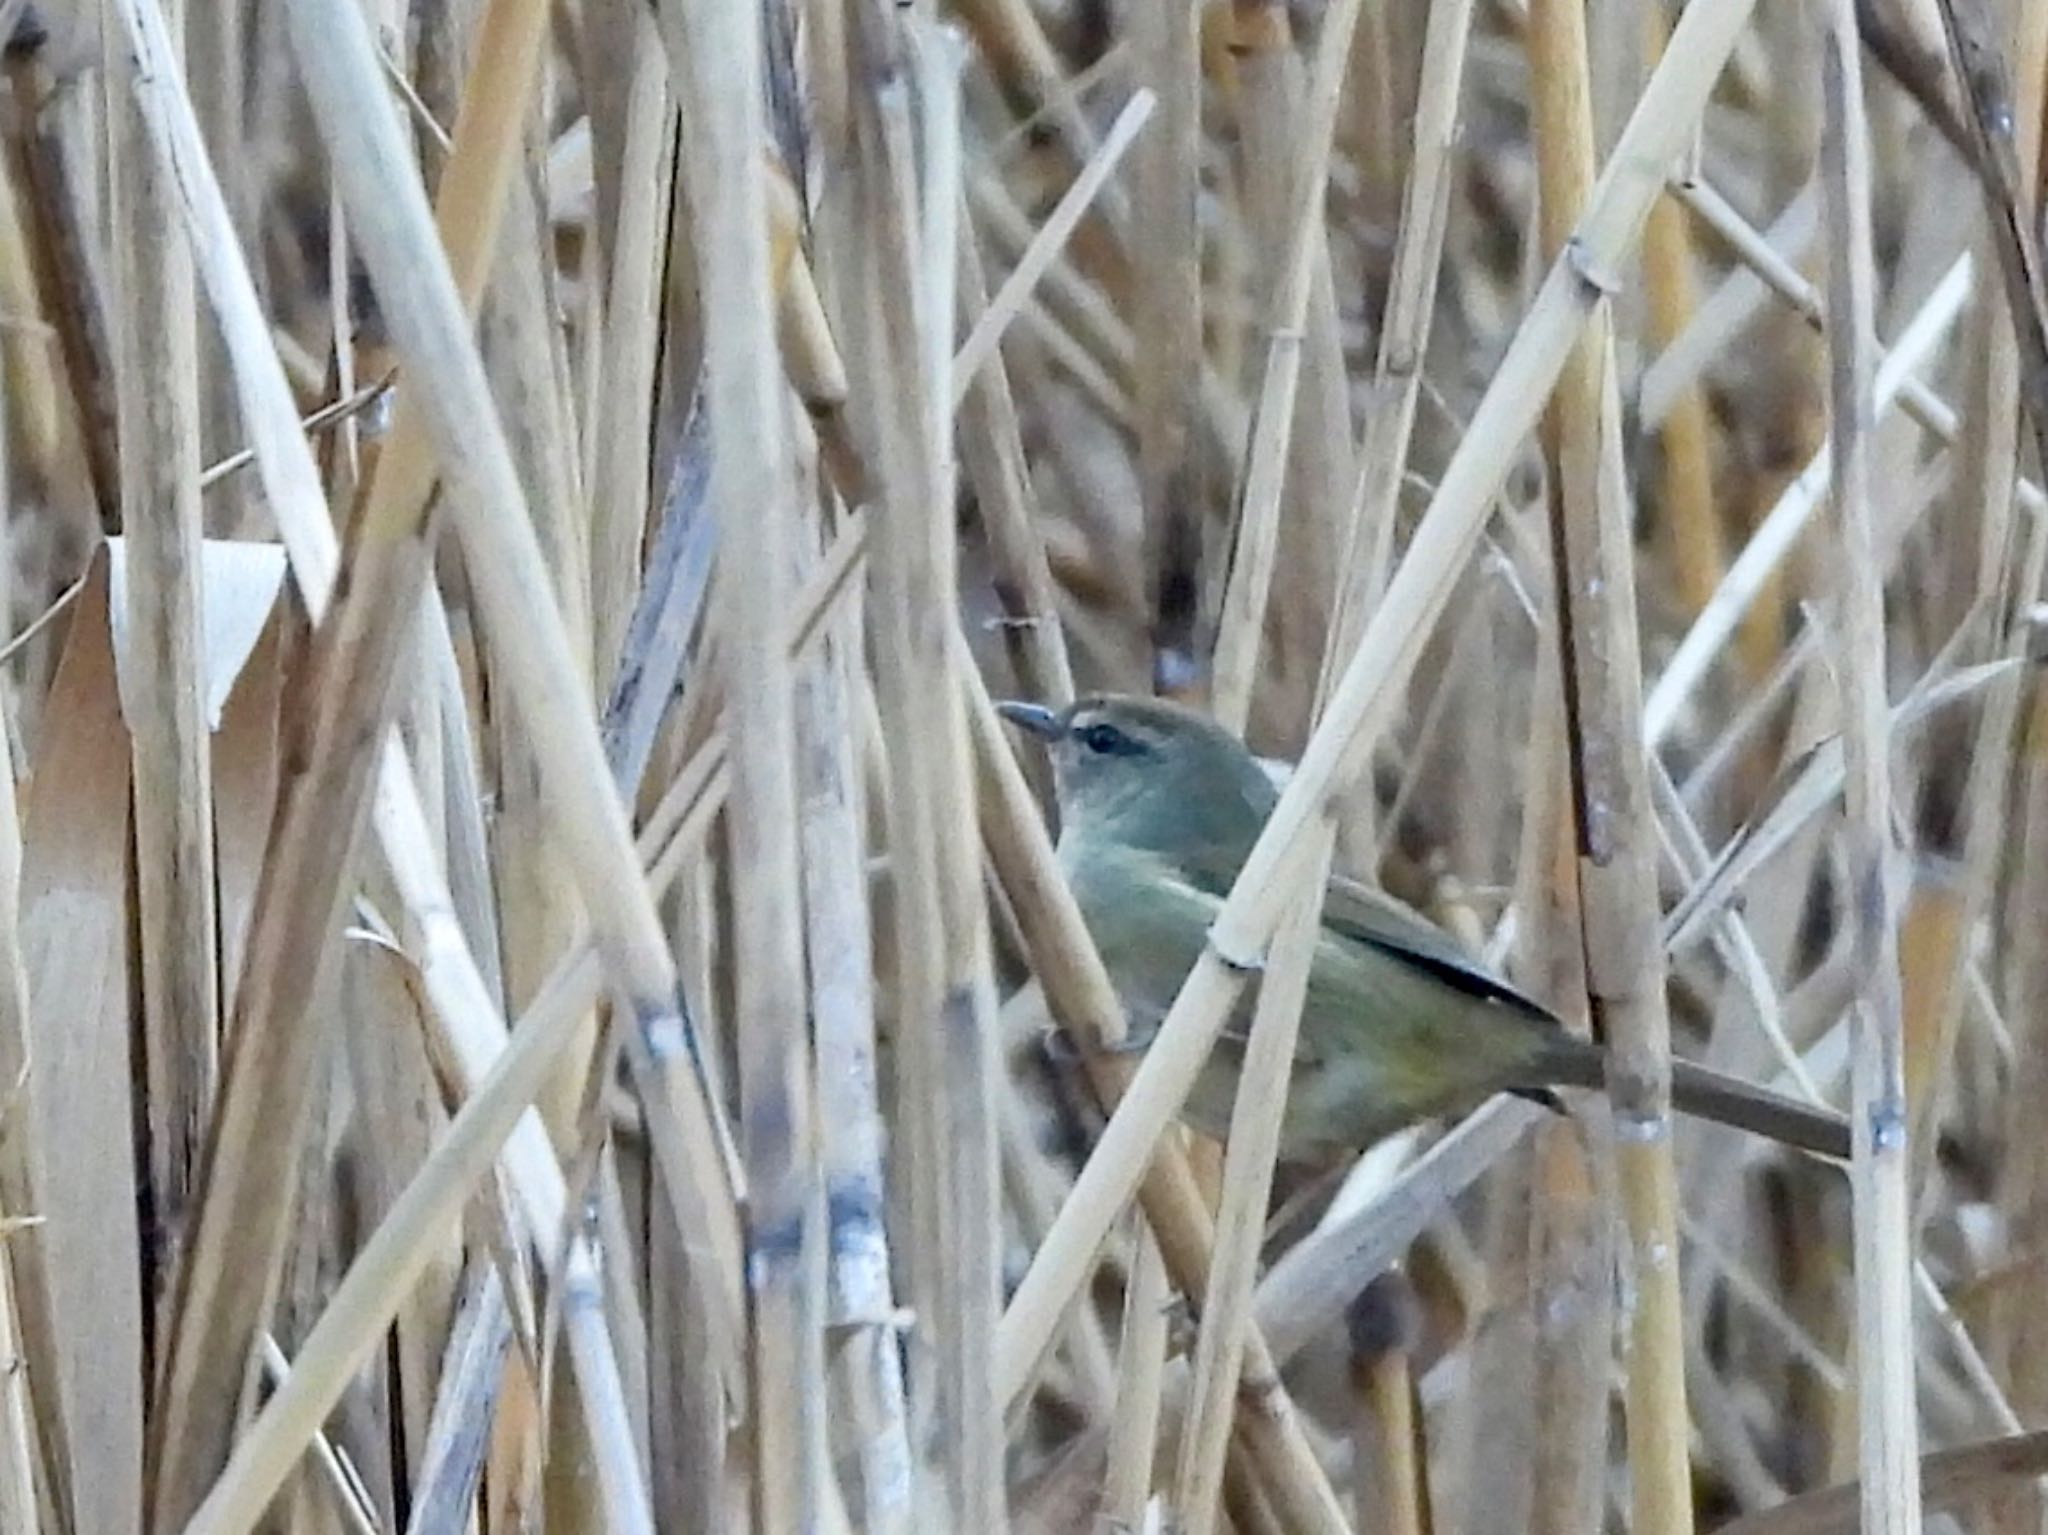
678,0,825,1521
1904,0,2048,1222
1526,2,1698,1527
1100,1216,1169,1528
1821,4,1922,1528
837,9,1005,1523
1171,0,1367,1522
105,0,217,1372
1129,0,1205,680
0,589,50,1533
173,526,868,1530
1640,3,1726,622
139,0,606,1520
1208,0,1365,731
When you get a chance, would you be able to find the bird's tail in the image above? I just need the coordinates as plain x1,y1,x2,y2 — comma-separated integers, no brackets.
1668,1060,1849,1160
1535,1042,1850,1160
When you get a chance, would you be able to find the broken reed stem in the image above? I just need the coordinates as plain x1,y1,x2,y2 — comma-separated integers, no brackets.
1527,0,1692,1526
1820,5,1921,1530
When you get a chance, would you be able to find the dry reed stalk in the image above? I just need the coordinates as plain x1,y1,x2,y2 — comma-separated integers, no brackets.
0,1220,37,1535
402,1262,512,1531
1639,182,1820,429
1901,0,2048,1228
587,18,674,690
13,557,144,1534
1713,1430,2048,1534
0,672,44,1534
952,89,1153,403
179,944,608,1535
139,0,612,1519
798,524,913,1533
1665,180,2013,509
1325,0,1473,889
94,0,322,548
1644,248,1977,745
1169,874,1327,1535
678,0,821,1521
1527,0,1697,1525
1639,2,1725,621
1515,613,1607,1532
101,0,680,1518
837,11,1005,1523
1129,0,1204,680
1349,1276,1427,1535
1207,0,1365,730
30,0,2048,1523
294,0,741,1299
1990,641,2048,1530
1223,0,1354,730
1730,2,1822,716
170,543,866,1530
1169,0,1367,1518
955,218,1077,705
1,57,117,532
1820,5,1921,1528
104,0,217,1362
916,30,1007,1520
1100,1218,1169,1527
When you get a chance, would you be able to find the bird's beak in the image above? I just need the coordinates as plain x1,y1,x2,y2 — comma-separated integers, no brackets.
995,700,1064,741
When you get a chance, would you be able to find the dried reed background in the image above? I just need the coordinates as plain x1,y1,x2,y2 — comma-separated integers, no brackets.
4,0,2048,1527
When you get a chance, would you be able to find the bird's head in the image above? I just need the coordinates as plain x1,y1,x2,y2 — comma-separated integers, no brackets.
996,693,1279,868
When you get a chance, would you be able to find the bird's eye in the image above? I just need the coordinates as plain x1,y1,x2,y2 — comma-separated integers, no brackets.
1078,722,1138,756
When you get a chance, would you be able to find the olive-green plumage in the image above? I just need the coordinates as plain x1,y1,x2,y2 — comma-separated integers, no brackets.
999,693,1849,1162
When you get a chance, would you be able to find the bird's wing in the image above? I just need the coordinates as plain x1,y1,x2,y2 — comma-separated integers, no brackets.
1317,873,1555,1022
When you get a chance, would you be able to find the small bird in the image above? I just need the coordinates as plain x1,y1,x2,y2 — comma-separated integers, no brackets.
997,692,1850,1162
